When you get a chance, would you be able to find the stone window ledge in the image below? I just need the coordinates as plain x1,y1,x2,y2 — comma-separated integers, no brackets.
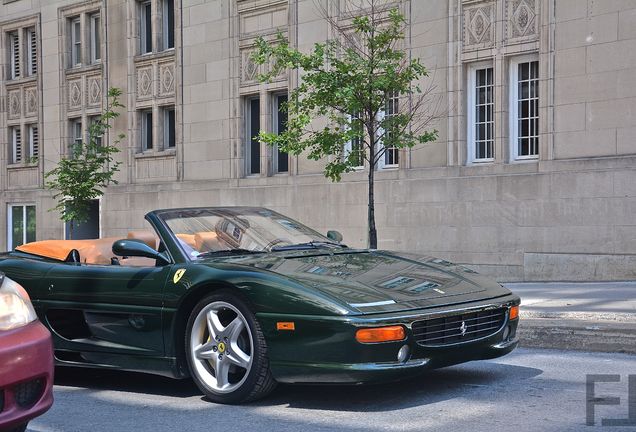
7,162,38,170
134,50,175,65
65,63,102,77
134,149,176,159
5,76,37,88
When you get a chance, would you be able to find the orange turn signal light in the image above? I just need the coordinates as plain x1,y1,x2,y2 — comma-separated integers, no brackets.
276,322,295,331
355,325,406,344
509,305,519,320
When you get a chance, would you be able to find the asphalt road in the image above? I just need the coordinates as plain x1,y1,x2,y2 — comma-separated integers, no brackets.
30,348,635,432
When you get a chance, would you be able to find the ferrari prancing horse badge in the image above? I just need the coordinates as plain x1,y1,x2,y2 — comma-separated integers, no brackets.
173,269,186,284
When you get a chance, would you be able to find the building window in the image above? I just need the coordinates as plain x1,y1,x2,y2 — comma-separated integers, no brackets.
163,0,175,50
162,106,175,149
89,116,102,146
27,124,38,160
510,58,539,160
273,94,288,173
9,126,22,164
90,13,101,63
9,31,19,79
140,1,153,54
27,27,37,75
378,91,399,168
344,110,364,169
245,97,260,175
468,65,494,162
70,17,82,67
70,118,82,155
140,110,153,151
7,204,36,250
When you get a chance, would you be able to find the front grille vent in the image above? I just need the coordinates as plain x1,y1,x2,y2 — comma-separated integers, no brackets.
14,378,44,408
412,308,507,347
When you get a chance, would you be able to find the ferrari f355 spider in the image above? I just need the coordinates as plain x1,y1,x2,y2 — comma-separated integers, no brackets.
0,207,519,404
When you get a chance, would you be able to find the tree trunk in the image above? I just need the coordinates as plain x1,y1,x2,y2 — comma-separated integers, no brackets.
368,165,377,249
68,220,74,240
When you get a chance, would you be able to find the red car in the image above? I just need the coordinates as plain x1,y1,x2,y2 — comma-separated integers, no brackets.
0,273,54,432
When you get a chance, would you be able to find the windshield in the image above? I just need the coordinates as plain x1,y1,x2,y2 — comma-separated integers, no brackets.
158,207,339,259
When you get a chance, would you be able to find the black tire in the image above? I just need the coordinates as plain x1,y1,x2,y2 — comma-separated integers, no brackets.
185,290,276,404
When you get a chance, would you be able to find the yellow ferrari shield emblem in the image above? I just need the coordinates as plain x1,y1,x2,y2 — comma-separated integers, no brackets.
217,342,226,353
173,269,186,284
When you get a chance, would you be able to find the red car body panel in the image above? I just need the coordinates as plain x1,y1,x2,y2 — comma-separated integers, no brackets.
0,320,54,430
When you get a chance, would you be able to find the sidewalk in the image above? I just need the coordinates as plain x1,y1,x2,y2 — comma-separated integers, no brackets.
502,281,636,354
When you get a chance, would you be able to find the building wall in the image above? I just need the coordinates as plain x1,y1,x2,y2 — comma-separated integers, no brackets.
1,0,635,281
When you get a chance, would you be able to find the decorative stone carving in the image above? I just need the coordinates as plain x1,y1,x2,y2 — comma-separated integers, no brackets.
137,66,153,99
241,49,260,84
68,79,83,111
24,87,38,117
87,76,102,107
159,62,175,97
505,0,538,42
7,89,21,120
463,2,495,51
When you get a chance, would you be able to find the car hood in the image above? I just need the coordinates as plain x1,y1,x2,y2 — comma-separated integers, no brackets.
209,250,511,314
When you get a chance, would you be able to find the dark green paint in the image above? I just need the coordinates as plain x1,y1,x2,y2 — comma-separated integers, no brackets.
0,208,520,383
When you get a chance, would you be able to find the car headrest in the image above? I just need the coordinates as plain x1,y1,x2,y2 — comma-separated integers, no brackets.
194,231,224,252
127,230,158,250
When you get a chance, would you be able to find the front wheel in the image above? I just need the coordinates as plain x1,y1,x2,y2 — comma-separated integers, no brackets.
185,291,276,404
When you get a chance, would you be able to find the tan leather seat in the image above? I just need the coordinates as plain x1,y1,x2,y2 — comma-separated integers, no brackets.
127,230,158,250
194,231,224,252
176,233,196,249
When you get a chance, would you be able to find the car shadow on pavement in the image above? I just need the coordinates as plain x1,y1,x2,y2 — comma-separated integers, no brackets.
54,366,202,398
257,361,543,412
54,361,542,412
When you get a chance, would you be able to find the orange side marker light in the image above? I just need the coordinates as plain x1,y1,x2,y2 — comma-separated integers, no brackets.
277,322,295,331
509,305,519,320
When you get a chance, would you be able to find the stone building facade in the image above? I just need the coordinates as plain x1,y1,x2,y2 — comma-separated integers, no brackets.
1,0,635,281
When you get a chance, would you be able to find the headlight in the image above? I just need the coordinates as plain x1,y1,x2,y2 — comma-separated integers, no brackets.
0,274,37,331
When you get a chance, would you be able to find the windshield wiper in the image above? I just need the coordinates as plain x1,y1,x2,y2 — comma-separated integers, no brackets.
271,241,347,252
195,249,265,258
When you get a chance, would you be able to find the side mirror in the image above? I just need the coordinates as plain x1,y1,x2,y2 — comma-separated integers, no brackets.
326,230,343,243
112,239,170,265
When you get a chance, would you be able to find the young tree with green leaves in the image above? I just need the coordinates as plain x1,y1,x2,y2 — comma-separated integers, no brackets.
252,1,439,249
46,87,125,239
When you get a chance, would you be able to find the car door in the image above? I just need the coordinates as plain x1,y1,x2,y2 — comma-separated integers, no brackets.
40,262,172,358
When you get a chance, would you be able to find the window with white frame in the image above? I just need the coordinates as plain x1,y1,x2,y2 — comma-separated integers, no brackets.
273,94,288,173
90,13,101,63
9,126,22,164
245,97,260,175
70,17,81,67
162,106,175,150
510,57,539,160
467,64,494,162
378,91,399,168
140,1,153,54
88,115,102,146
140,110,153,151
9,31,20,79
69,118,82,155
7,204,36,250
27,27,37,75
163,0,175,50
27,124,38,161
344,110,364,169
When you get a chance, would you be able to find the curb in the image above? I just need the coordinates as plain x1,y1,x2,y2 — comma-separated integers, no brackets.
517,316,636,355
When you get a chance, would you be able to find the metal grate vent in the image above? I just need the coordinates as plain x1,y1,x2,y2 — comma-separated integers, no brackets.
412,308,507,347
14,378,44,408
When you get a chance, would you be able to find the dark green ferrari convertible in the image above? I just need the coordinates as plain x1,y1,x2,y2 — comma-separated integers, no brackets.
0,207,519,403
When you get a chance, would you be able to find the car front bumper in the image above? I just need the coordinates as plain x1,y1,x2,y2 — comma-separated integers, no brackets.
0,321,54,430
259,295,520,384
